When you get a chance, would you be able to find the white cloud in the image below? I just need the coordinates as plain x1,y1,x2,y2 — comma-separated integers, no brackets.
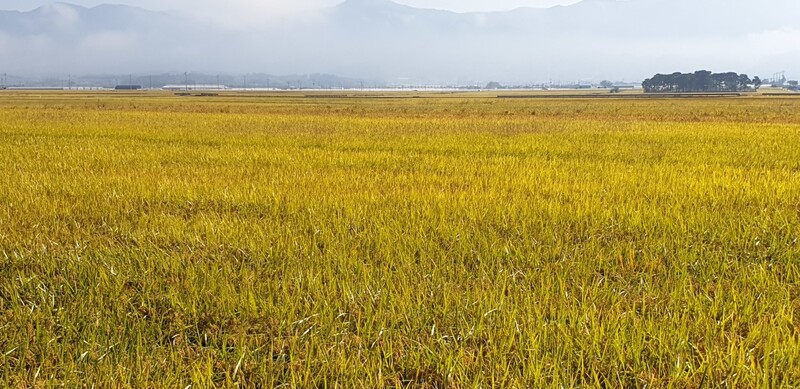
397,0,581,12
79,31,138,51
37,3,81,29
0,33,7,56
170,0,337,29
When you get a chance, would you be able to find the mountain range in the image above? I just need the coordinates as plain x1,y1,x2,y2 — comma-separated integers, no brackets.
0,0,798,83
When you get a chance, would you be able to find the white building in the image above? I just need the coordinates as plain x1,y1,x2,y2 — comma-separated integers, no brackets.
162,85,229,91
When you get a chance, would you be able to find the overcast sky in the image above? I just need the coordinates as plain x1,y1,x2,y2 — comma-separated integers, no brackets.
1,0,797,81
1,0,581,13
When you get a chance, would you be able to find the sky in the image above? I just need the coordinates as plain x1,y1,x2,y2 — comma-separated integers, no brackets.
0,0,797,82
0,0,584,29
0,0,581,13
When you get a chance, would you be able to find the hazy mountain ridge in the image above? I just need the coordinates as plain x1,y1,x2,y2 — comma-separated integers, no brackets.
0,0,797,82
329,0,796,37
0,3,174,35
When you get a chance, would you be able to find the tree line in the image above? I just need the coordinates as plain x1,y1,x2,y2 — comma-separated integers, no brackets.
642,71,761,93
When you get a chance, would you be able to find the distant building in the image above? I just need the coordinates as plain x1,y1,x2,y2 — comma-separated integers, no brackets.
162,85,229,91
115,85,142,90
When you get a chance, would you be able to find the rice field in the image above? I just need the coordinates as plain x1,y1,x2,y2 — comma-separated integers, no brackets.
0,92,799,387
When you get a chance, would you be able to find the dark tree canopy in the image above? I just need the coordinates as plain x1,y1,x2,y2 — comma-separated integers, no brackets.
642,71,755,93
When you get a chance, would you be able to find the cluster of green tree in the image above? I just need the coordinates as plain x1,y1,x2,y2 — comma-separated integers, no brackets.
642,71,761,93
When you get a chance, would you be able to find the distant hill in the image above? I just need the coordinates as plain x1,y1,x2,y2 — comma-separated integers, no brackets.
0,0,797,82
0,3,172,34
328,0,796,37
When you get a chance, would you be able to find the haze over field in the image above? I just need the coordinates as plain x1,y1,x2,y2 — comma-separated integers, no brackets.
0,0,798,83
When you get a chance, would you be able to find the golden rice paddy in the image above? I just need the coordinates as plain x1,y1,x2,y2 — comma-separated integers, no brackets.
0,91,799,387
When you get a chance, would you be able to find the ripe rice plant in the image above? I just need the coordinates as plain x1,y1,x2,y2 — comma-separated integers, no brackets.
0,92,799,387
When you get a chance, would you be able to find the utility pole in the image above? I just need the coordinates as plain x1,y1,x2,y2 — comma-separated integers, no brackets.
149,75,152,90
2,73,5,89
184,72,189,91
